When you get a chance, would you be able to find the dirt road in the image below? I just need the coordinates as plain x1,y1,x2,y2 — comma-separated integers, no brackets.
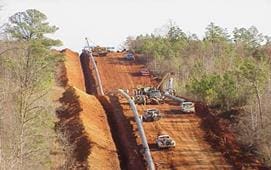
95,52,232,169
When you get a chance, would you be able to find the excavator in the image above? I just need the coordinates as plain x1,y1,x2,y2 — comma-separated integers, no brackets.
133,72,195,112
132,72,174,105
156,72,176,95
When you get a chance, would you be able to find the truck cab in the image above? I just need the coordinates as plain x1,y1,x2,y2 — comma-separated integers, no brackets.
181,101,195,113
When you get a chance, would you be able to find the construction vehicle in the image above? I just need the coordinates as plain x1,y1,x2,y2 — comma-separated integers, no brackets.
133,93,164,105
180,101,195,113
133,87,164,105
132,95,147,105
124,52,135,60
85,37,111,57
132,72,178,105
91,46,108,57
156,134,176,149
157,72,176,96
140,109,161,122
132,72,174,105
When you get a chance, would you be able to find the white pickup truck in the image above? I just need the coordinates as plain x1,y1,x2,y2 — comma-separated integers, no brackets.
181,101,195,113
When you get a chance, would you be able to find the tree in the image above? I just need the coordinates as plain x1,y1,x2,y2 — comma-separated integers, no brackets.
6,9,59,42
167,25,187,42
233,26,264,49
237,58,269,128
232,26,266,58
0,9,62,169
204,22,231,58
204,22,230,43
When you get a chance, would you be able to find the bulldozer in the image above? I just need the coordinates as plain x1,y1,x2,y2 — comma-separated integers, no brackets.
140,109,161,122
91,46,109,57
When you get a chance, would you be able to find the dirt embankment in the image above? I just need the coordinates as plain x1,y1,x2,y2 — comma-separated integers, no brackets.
62,49,85,91
195,103,267,169
53,49,120,169
79,52,146,170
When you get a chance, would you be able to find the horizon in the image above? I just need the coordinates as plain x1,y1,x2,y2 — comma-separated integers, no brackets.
1,0,271,52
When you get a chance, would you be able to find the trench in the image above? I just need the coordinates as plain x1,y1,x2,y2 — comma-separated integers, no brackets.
79,52,98,95
79,52,145,170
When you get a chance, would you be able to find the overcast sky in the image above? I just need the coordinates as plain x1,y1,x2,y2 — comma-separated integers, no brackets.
1,0,270,52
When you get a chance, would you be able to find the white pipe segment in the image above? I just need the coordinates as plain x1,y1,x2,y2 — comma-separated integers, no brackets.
88,51,104,96
164,93,186,103
85,37,104,96
118,89,155,170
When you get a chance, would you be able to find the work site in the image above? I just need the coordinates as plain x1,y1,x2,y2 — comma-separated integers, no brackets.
77,46,231,169
1,1,271,170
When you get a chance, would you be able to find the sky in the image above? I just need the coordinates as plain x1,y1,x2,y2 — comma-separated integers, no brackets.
0,0,270,52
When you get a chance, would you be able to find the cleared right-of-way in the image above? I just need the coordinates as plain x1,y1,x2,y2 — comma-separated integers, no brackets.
94,52,232,169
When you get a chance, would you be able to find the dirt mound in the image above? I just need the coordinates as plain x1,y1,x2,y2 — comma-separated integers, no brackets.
53,49,120,170
75,88,120,170
61,49,85,91
55,86,90,169
98,95,145,170
80,51,143,169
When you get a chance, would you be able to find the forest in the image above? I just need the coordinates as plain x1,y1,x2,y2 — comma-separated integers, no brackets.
125,22,271,166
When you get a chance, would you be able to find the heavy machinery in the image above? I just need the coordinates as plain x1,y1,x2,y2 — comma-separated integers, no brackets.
181,101,195,113
156,134,176,149
132,95,147,105
91,46,109,57
124,52,135,60
140,109,161,122
132,72,175,105
133,87,164,105
157,72,176,95
85,37,112,57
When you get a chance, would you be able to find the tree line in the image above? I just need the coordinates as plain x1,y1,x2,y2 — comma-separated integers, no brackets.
125,22,271,166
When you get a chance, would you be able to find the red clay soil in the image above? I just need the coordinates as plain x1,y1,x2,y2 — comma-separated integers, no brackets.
61,49,85,91
56,49,120,170
195,103,266,169
80,52,145,170
93,52,232,169
75,88,120,170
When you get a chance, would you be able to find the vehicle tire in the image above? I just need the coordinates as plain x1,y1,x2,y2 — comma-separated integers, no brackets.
151,98,159,105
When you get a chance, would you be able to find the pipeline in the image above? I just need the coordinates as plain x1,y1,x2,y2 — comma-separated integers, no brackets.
85,37,104,96
164,92,186,103
118,89,155,170
88,51,104,96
